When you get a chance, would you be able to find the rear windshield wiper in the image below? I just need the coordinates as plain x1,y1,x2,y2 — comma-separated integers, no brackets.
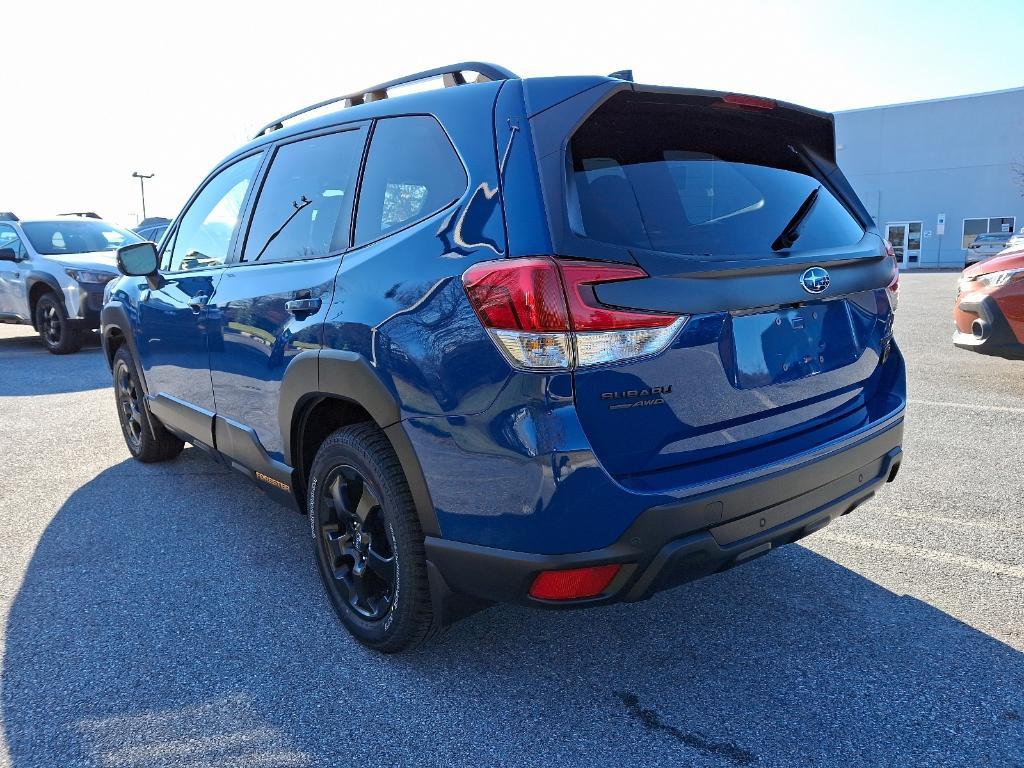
771,185,820,252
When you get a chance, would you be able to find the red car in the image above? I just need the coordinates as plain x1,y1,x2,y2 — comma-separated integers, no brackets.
953,249,1024,360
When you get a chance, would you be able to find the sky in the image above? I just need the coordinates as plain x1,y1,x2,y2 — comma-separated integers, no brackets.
3,0,1022,227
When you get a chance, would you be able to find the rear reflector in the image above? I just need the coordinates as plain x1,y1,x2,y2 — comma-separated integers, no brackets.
462,257,686,371
528,564,621,601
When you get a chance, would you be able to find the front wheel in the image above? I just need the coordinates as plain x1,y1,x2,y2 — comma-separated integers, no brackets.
309,423,435,653
35,292,81,354
112,345,184,462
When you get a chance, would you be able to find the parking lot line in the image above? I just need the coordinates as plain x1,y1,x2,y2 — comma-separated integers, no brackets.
908,398,1024,414
888,511,1022,534
814,531,1024,580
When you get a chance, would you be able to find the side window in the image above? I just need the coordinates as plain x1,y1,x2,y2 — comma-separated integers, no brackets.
0,225,26,259
354,116,467,245
242,128,365,263
0,225,18,248
165,154,262,272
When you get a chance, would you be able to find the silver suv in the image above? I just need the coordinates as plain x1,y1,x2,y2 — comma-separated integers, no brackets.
966,233,1011,266
0,216,142,353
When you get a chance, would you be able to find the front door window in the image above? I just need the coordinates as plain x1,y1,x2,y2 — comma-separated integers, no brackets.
163,154,262,272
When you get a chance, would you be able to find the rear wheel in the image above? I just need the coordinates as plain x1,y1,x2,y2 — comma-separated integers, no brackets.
35,292,81,355
309,423,435,653
112,345,184,462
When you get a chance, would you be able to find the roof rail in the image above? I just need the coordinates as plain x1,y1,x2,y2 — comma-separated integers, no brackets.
253,61,518,139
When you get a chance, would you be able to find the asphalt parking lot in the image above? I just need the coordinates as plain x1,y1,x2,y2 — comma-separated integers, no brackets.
0,272,1021,767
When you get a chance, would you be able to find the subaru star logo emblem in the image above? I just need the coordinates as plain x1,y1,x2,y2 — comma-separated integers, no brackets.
800,266,830,294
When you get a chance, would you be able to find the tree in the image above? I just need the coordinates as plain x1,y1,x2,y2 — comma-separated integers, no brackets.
1013,160,1024,199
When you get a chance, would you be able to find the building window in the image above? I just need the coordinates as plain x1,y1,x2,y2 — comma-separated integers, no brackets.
962,217,1016,249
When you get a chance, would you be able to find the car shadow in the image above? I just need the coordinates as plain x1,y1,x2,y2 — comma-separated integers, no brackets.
0,330,110,396
2,453,1022,767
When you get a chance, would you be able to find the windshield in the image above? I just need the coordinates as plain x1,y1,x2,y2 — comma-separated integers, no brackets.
568,94,865,258
21,220,142,255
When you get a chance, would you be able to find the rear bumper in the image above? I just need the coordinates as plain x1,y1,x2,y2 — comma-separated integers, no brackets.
425,414,903,608
953,294,1024,360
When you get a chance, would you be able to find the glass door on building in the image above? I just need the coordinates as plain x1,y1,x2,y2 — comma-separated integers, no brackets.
885,222,922,267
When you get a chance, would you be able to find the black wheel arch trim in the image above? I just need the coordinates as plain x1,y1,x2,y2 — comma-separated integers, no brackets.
279,349,440,537
100,300,146,381
26,271,63,298
26,272,65,327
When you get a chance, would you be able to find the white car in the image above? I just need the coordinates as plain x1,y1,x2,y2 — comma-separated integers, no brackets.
1003,231,1024,252
966,233,1011,266
0,216,142,353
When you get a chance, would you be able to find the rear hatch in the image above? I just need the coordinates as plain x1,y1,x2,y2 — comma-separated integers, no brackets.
525,83,900,487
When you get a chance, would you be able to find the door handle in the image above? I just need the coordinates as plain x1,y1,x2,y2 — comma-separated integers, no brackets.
188,293,210,313
285,297,322,316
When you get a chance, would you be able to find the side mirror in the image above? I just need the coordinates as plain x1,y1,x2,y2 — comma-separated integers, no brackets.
117,241,159,276
117,241,165,290
0,248,18,262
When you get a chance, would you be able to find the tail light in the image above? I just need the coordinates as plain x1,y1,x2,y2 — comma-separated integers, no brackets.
884,240,900,312
462,257,687,371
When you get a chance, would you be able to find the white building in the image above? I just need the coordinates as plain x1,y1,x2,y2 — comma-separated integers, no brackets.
835,87,1024,268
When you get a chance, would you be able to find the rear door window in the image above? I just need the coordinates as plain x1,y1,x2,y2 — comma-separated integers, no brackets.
242,127,366,263
354,116,467,245
569,93,864,259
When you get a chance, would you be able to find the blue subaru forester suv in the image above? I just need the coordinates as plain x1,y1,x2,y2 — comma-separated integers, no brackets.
103,63,905,652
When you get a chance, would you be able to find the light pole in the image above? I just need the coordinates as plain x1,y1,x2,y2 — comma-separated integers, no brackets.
132,172,154,222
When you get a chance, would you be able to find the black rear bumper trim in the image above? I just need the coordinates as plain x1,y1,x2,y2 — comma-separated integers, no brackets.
424,418,903,609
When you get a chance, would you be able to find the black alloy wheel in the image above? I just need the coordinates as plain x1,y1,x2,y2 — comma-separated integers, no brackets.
110,345,184,462
35,293,81,354
317,465,397,621
309,423,435,652
115,357,144,451
40,302,61,346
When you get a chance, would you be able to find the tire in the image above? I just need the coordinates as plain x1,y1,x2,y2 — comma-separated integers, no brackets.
112,345,184,463
309,422,435,653
35,292,81,355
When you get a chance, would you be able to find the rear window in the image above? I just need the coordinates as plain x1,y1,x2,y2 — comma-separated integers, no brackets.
568,93,864,258
354,115,467,246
